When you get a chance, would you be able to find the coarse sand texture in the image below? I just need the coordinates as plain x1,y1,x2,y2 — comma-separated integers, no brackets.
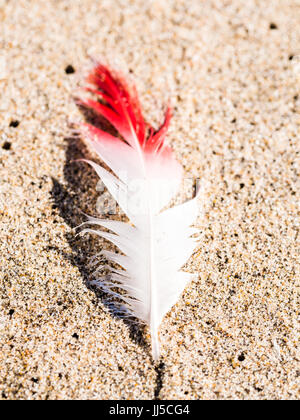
0,0,299,400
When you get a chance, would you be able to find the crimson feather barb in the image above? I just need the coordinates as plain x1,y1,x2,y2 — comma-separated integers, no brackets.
78,63,198,360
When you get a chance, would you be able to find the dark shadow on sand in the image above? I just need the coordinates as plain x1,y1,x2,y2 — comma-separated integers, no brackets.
50,108,149,354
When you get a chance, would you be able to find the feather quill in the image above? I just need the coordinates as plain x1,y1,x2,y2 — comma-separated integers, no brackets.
78,64,198,360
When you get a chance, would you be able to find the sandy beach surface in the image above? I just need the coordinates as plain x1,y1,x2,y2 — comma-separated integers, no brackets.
0,0,299,400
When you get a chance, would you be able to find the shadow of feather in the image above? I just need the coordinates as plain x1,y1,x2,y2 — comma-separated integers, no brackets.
50,133,149,353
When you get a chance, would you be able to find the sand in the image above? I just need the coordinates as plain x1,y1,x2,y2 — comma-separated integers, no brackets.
0,0,299,400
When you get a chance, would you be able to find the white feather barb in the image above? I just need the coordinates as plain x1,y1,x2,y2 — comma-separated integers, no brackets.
78,64,199,360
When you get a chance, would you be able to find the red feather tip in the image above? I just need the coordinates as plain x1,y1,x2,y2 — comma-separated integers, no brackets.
79,63,171,154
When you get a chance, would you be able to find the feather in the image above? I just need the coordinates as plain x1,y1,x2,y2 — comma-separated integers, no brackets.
78,63,198,360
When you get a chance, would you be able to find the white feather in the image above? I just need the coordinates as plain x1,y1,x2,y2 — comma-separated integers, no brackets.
78,64,199,360
80,150,198,360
